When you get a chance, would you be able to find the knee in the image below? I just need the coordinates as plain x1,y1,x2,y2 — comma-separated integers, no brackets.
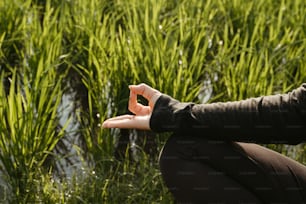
159,134,233,174
159,134,200,177
159,134,196,193
159,135,178,175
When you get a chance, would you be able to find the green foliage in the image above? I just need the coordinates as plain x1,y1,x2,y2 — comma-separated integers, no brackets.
0,0,305,203
0,66,68,202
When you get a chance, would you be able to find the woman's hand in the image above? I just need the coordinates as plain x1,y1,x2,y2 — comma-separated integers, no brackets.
102,83,162,130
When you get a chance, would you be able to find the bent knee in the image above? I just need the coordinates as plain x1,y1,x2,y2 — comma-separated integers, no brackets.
159,134,204,173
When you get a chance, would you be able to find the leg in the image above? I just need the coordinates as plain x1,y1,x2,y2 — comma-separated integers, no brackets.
159,133,306,204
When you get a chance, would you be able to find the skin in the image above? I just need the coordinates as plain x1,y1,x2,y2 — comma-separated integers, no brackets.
102,83,162,130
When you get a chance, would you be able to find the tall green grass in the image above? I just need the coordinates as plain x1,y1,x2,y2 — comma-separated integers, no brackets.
0,0,69,202
0,0,305,202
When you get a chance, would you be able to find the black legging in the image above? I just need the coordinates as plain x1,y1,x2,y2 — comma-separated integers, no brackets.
159,133,306,204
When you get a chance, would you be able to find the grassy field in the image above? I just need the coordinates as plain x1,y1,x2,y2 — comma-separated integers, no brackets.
0,0,305,203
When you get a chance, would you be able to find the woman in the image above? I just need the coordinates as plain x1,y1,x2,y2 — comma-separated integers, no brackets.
102,83,306,203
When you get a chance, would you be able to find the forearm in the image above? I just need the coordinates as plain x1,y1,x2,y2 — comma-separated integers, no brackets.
150,84,306,144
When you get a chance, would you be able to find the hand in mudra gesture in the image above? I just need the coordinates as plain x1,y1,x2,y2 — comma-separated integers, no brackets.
102,83,162,130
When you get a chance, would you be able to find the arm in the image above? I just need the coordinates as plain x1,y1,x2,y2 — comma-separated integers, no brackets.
150,84,306,144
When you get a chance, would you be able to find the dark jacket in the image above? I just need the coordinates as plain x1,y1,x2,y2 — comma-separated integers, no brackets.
150,83,306,145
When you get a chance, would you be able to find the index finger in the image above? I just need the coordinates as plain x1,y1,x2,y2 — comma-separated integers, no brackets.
129,83,161,108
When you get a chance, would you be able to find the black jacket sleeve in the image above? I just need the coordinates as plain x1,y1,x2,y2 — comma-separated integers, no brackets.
150,84,306,144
